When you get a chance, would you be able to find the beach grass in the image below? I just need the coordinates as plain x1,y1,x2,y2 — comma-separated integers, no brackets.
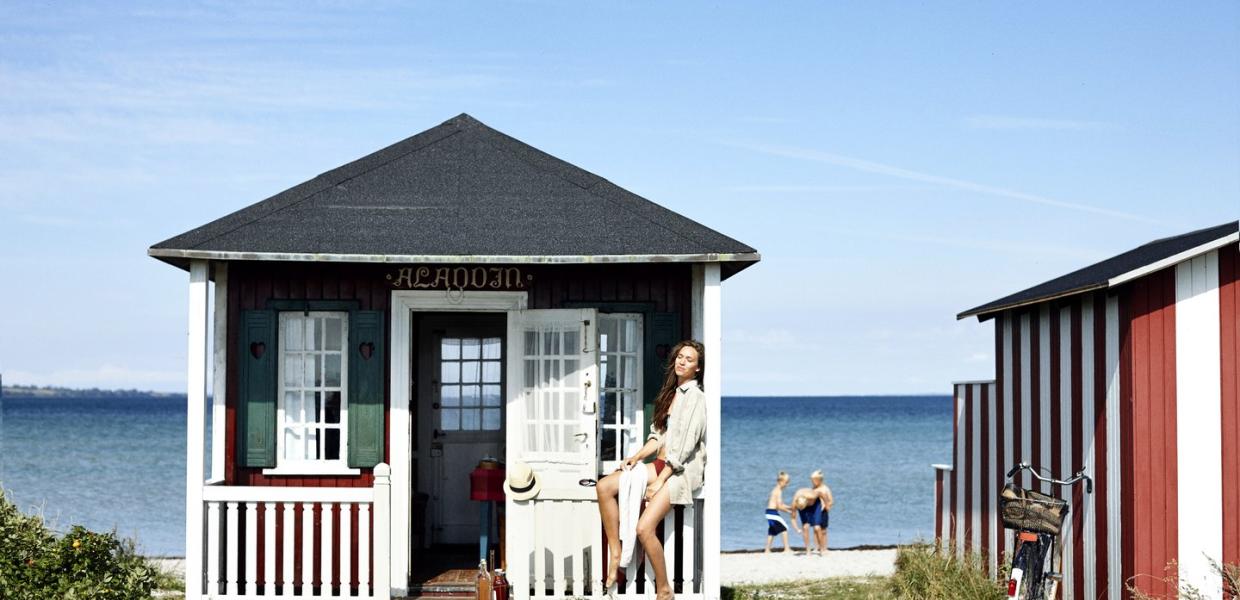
723,577,889,600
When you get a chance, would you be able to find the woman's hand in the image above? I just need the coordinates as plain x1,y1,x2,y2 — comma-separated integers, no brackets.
644,479,663,501
616,456,639,472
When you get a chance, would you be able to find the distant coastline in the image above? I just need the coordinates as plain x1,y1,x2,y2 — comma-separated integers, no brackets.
0,384,185,400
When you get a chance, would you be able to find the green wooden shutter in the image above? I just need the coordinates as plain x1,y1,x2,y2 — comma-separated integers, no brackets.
644,312,681,435
348,310,385,468
239,309,277,468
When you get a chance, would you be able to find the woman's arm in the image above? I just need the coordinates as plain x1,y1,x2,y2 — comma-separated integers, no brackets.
620,437,661,470
664,391,706,475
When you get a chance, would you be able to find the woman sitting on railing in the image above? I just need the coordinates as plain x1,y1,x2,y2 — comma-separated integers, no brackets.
596,340,708,600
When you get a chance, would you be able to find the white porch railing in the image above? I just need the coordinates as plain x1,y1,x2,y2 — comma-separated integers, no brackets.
196,464,391,600
508,497,705,599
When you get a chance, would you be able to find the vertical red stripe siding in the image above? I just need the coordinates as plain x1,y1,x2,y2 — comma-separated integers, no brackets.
935,469,945,542
995,315,1007,563
950,387,960,545
964,384,974,551
1013,313,1024,488
1070,301,1086,600
1220,246,1240,572
1050,305,1062,499
1031,310,1043,493
1092,293,1110,597
980,384,991,570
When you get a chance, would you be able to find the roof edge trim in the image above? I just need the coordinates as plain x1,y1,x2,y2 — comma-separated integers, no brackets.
1105,231,1239,288
957,283,1108,321
148,248,762,265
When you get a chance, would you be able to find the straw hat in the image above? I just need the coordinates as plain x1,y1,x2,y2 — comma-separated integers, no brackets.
503,461,541,501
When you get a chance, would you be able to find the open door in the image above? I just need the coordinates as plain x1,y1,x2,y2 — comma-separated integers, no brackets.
505,308,599,499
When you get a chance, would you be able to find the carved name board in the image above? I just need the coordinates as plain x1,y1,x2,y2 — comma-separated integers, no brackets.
386,266,531,291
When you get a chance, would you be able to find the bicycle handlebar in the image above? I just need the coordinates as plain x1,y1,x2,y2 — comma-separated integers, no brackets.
1006,462,1093,494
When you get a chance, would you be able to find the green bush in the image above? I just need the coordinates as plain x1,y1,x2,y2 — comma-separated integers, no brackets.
0,486,156,599
887,543,1005,600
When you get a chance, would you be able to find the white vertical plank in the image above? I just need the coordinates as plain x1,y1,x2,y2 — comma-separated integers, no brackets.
1058,307,1074,600
321,503,334,593
282,503,295,596
1080,295,1097,600
953,385,965,557
301,503,314,594
263,503,276,596
373,463,392,600
225,502,239,595
570,501,584,597
1176,253,1225,599
1040,305,1052,495
358,503,371,597
339,503,352,594
664,507,678,593
700,262,721,600
553,501,566,597
205,501,221,597
1105,294,1123,600
533,501,546,597
971,383,982,553
683,502,697,594
245,502,257,596
186,260,210,600
1020,312,1032,489
210,262,228,482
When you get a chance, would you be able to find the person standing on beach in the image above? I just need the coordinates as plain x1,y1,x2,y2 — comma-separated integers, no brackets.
764,471,794,553
790,488,820,554
809,469,834,554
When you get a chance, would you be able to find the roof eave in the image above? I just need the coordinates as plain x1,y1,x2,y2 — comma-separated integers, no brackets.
148,247,761,275
957,283,1108,322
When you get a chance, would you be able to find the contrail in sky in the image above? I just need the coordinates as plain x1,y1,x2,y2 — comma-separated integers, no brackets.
729,141,1163,225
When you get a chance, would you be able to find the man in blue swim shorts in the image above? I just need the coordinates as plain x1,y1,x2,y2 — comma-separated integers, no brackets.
810,469,835,554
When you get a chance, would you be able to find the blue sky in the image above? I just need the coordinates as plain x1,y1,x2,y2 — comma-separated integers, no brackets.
1,1,1236,395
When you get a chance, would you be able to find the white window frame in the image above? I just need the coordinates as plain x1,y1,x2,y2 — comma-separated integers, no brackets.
264,310,359,476
598,313,644,474
437,334,505,435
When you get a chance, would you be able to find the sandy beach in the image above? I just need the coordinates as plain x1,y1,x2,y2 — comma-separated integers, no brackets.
720,548,898,585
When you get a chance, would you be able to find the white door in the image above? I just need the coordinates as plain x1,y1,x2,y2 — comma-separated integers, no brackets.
505,308,599,499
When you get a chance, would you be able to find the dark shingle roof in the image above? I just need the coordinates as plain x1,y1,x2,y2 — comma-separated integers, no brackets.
959,220,1239,320
149,114,759,277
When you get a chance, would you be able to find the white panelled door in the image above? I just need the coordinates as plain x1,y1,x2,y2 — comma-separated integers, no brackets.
506,309,599,499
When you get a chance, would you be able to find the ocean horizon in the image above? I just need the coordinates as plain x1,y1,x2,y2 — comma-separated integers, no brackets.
0,392,951,556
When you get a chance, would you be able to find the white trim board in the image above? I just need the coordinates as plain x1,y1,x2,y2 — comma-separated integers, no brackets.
1108,232,1238,287
150,247,761,266
387,289,528,596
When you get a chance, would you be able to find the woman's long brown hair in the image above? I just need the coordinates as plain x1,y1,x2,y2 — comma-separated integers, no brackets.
651,340,705,433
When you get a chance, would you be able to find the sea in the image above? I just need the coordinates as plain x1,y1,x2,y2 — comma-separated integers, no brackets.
0,394,950,556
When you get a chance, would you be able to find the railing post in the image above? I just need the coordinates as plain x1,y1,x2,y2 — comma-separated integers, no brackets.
373,463,391,600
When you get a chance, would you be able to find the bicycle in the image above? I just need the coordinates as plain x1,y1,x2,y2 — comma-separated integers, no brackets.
1001,462,1092,600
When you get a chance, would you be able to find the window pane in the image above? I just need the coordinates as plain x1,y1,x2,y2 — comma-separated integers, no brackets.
599,318,617,353
441,385,460,407
462,338,481,359
284,427,302,460
325,354,342,387
304,354,320,387
621,356,637,389
544,330,560,355
482,337,501,359
462,385,480,407
482,408,501,431
284,392,303,424
622,427,640,458
325,318,343,350
441,408,461,431
462,409,480,431
482,361,501,383
523,359,537,390
462,361,480,383
482,385,501,407
442,338,461,360
602,392,618,425
325,428,340,460
284,355,303,387
600,429,617,463
306,429,319,459
325,391,341,424
441,361,459,384
285,318,304,351
306,318,319,351
563,330,578,355
524,331,538,356
564,360,578,387
622,392,638,426
622,318,639,352
311,392,322,424
599,356,612,389
562,422,579,450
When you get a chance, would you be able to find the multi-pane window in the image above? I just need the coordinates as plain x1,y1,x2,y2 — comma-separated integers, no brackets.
278,312,347,464
598,314,643,473
440,337,503,431
521,325,583,455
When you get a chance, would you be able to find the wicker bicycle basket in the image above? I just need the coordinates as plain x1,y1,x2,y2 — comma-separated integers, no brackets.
1000,483,1069,535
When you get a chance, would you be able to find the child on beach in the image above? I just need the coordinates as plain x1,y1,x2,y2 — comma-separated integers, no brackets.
810,469,834,554
764,471,794,553
790,488,820,554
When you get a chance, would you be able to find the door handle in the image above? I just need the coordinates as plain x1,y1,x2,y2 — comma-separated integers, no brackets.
573,432,588,442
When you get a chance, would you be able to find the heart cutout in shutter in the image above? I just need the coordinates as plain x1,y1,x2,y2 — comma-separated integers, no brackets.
359,342,374,360
249,341,266,359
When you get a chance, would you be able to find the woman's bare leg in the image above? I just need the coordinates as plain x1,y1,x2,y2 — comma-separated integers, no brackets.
636,486,674,600
596,470,623,584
